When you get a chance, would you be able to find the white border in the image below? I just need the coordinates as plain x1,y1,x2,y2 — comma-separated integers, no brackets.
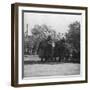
18,6,86,84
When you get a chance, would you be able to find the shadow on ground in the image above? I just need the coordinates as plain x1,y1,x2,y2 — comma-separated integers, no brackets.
24,61,80,64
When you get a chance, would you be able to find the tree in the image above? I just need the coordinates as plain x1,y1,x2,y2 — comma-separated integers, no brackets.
66,21,80,62
31,24,56,54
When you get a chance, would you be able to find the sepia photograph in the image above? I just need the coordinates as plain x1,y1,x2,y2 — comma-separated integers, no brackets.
11,3,87,87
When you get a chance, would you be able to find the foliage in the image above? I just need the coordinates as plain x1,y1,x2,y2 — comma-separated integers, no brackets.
30,24,57,54
24,21,80,63
66,21,80,62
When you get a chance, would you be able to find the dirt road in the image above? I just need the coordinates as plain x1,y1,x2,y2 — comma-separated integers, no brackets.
24,63,80,77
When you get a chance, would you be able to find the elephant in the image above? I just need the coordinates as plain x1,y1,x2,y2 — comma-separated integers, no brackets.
53,39,65,62
53,38,70,62
37,37,53,62
38,36,70,62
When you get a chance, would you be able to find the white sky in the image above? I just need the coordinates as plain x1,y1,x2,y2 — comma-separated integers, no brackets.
24,12,82,35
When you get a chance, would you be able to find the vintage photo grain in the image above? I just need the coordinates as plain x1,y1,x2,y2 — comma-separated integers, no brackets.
23,11,81,78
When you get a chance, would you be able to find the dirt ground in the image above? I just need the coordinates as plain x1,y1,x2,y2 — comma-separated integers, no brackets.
24,63,80,77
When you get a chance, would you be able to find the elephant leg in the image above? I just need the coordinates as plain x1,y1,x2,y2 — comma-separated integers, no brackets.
54,57,56,61
45,57,48,62
41,57,43,62
48,57,50,62
52,57,54,62
50,56,53,62
59,56,61,62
